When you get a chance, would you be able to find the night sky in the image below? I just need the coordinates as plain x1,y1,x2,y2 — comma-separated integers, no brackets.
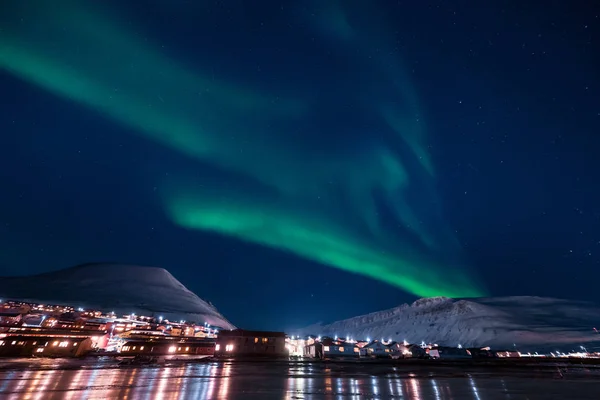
0,1,598,331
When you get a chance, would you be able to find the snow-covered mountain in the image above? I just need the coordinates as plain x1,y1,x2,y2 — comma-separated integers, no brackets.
0,263,235,329
296,296,600,350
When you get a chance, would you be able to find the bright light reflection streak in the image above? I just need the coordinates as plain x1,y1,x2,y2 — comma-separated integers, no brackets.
155,367,171,399
174,365,187,400
65,369,85,400
371,376,378,396
431,379,441,400
395,378,403,398
24,370,42,399
194,364,210,400
336,377,343,395
410,378,421,400
469,376,481,400
143,368,159,400
286,374,295,399
297,377,305,398
217,363,231,399
206,363,216,399
34,370,55,400
324,377,332,394
10,370,31,399
0,371,16,393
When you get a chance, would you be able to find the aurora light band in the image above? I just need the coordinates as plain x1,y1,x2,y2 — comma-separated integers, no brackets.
0,0,485,298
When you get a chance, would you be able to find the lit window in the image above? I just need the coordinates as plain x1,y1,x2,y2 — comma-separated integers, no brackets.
185,347,189,351
53,341,58,346
254,337,258,343
354,348,359,353
323,346,330,352
262,338,268,344
36,348,44,353
59,342,69,348
225,344,234,352
168,346,176,353
73,342,78,347
140,346,144,351
132,346,136,350
215,344,220,351
339,347,344,352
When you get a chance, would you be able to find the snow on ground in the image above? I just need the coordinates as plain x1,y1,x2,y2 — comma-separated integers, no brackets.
296,296,600,350
0,263,235,329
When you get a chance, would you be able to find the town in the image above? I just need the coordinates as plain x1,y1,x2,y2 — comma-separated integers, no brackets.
0,299,597,362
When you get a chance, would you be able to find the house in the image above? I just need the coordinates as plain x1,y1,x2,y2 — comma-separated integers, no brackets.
214,329,286,358
360,340,391,358
493,350,521,358
428,346,472,359
119,338,215,356
0,312,22,326
0,332,98,357
305,337,359,359
406,344,428,358
387,341,412,359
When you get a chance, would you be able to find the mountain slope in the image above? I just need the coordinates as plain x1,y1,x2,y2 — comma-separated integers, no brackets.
296,296,600,350
0,263,235,329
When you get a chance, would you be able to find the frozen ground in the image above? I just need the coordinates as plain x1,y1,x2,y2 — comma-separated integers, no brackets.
0,360,599,399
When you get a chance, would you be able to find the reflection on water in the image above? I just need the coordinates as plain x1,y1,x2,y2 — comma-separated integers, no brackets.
0,361,599,399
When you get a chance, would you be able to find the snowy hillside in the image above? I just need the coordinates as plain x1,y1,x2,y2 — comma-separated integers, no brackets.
0,263,235,329
296,296,600,350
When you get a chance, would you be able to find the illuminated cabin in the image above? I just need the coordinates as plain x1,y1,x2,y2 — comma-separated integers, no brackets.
0,330,104,357
360,340,391,358
119,338,215,356
305,337,359,359
428,346,472,359
0,311,22,326
215,329,286,358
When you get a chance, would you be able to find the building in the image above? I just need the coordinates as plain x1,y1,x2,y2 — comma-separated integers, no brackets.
305,337,359,359
387,341,412,359
0,311,22,326
0,329,106,357
428,346,472,359
493,350,521,358
360,340,391,358
119,338,215,356
214,329,287,358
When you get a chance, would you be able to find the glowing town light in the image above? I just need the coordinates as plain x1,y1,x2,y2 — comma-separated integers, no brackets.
317,336,321,341
158,316,163,322
346,336,349,341
403,339,409,346
458,344,462,349
367,337,370,342
225,344,234,352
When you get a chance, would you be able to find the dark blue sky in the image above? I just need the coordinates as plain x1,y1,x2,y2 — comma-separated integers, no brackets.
0,0,598,330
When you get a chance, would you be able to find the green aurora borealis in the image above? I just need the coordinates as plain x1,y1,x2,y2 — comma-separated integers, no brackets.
0,1,485,298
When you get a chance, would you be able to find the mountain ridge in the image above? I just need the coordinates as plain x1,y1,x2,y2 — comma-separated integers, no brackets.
0,263,235,329
296,296,600,350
